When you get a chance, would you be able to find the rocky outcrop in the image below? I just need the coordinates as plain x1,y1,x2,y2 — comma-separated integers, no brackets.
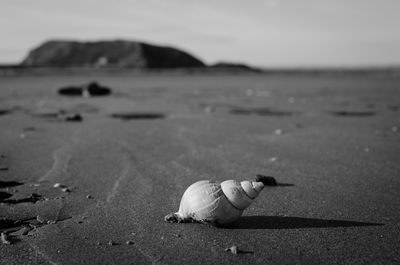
21,40,205,68
210,62,261,72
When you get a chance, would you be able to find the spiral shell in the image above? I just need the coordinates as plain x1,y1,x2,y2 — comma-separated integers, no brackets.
165,176,273,225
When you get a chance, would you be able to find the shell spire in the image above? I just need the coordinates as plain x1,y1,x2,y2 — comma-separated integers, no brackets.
165,175,277,226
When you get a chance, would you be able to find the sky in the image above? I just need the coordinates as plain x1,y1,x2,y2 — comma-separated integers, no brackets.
1,0,400,68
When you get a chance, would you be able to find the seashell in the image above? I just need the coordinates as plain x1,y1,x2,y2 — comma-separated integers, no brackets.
165,175,276,226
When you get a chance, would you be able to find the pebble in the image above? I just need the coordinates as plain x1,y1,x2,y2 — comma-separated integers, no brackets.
1,233,11,245
203,106,215,114
61,188,71,193
225,245,238,254
36,215,45,224
246,89,254,97
53,183,63,188
126,240,133,245
108,240,116,246
86,194,92,199
21,227,31,236
224,245,254,255
268,157,277,162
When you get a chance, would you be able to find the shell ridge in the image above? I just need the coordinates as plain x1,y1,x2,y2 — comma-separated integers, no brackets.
224,195,243,211
242,187,256,200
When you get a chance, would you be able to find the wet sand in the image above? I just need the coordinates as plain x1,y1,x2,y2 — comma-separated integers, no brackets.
1,71,400,264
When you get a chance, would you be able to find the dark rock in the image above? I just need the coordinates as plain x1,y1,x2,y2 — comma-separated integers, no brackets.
86,82,111,96
255,175,277,186
58,81,111,97
21,40,205,68
64,114,83,122
210,62,261,72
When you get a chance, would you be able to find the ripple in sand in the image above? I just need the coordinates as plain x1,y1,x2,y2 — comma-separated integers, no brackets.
0,181,23,188
328,110,376,117
110,112,166,120
229,107,295,116
32,111,83,122
0,109,12,116
0,191,12,200
0,193,43,204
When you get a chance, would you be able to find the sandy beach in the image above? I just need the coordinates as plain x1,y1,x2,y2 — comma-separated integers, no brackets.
1,70,399,264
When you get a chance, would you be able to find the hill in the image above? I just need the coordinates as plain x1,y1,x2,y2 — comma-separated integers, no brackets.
21,40,205,68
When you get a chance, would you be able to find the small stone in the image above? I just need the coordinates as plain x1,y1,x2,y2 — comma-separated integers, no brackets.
108,240,116,246
1,233,11,245
61,188,70,193
21,226,32,236
53,183,63,188
268,157,277,162
225,245,238,254
86,194,92,199
36,215,45,224
96,242,101,245
126,240,133,245
204,106,215,114
246,89,254,97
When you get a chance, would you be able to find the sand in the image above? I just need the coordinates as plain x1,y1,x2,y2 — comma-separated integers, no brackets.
1,70,400,264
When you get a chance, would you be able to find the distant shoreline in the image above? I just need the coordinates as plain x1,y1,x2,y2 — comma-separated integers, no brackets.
1,65,400,77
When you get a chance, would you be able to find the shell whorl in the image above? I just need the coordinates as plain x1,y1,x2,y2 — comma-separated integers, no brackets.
220,180,264,210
